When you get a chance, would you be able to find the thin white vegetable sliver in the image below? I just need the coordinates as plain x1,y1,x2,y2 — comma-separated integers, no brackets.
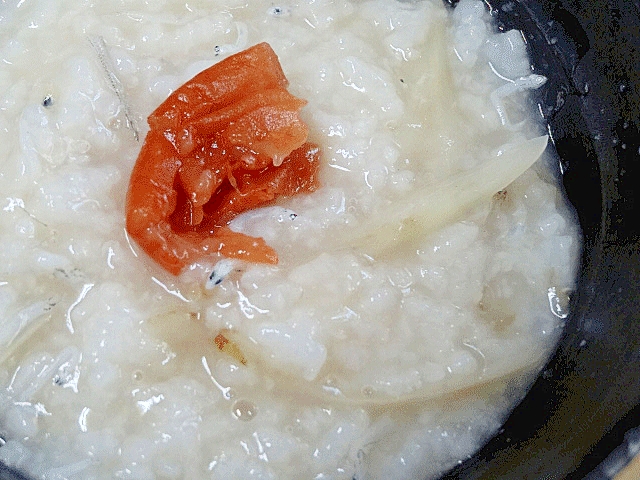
342,135,549,256
194,136,551,408
0,299,56,364
230,136,550,408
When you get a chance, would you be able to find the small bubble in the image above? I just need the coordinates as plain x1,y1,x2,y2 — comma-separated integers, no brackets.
583,83,589,94
622,144,627,150
361,386,374,397
132,370,143,381
232,399,257,421
42,95,53,107
612,137,619,146
619,84,627,93
550,37,558,45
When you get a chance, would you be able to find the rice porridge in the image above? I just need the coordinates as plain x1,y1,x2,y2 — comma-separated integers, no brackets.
0,1,580,479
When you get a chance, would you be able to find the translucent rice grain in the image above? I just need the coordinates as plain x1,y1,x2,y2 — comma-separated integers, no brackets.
485,29,532,80
247,321,327,382
451,0,487,66
9,347,81,402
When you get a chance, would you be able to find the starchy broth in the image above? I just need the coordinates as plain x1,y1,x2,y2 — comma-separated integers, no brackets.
0,1,580,479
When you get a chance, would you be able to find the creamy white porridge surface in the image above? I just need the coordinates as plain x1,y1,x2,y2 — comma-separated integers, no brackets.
0,1,580,479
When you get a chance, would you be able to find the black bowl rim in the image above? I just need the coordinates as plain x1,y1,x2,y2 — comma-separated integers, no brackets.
443,0,640,478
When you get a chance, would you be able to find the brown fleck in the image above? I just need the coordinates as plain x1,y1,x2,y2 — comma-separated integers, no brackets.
493,189,508,202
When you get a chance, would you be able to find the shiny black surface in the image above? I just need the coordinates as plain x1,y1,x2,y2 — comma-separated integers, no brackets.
443,0,640,478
